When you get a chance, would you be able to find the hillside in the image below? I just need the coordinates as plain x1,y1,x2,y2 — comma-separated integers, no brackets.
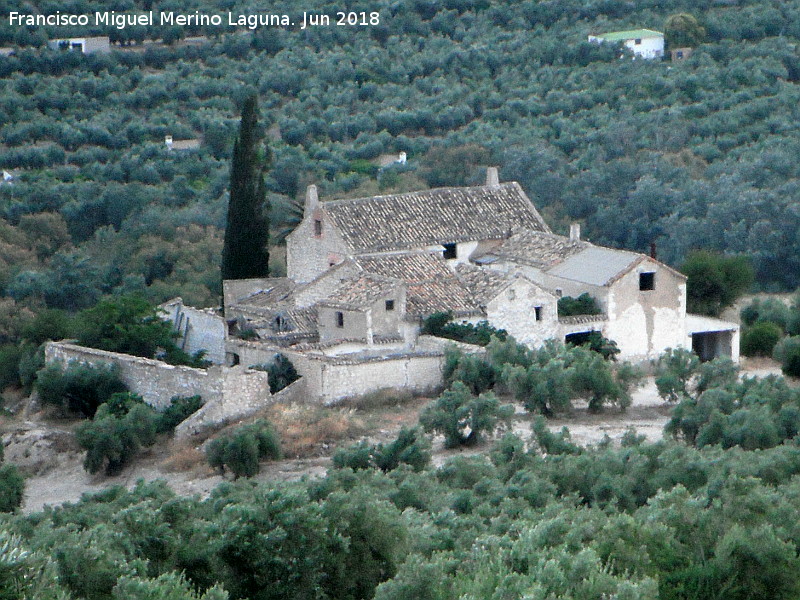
0,0,799,316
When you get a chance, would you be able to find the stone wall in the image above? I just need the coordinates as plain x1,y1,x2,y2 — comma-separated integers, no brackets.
282,347,444,405
45,342,273,429
161,299,226,364
487,277,559,348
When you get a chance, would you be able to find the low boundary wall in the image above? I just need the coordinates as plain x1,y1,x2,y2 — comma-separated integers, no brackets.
44,342,273,431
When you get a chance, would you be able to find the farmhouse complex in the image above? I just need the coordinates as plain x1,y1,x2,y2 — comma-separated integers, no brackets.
47,170,738,413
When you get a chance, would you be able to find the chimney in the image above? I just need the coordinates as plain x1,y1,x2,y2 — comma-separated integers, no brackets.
650,242,657,260
304,184,319,216
569,223,581,242
398,151,407,164
486,167,499,186
164,135,173,148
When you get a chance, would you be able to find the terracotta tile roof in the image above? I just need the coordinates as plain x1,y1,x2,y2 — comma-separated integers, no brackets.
324,182,551,253
355,252,483,317
406,280,481,318
355,252,454,283
454,263,516,305
474,230,588,270
235,278,297,308
318,274,403,311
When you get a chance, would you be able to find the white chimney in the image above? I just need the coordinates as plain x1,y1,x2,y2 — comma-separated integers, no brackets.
304,184,319,216
569,223,581,241
486,167,499,186
165,135,173,148
398,151,407,164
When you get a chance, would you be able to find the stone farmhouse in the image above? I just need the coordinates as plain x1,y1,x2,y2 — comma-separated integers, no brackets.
46,169,738,418
221,168,738,390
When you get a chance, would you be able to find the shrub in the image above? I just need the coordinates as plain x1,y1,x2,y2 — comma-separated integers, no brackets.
75,394,158,474
774,336,800,377
681,251,754,316
206,420,281,478
333,427,431,472
419,382,513,448
781,345,800,378
741,298,791,331
421,311,507,346
252,355,300,393
156,395,203,433
0,464,24,512
557,293,602,317
741,322,783,357
35,362,128,417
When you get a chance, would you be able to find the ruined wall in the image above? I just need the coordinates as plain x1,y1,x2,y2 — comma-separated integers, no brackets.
45,342,216,410
45,342,273,429
162,300,226,364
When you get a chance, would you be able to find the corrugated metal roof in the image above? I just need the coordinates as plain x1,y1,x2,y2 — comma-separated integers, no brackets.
547,246,640,286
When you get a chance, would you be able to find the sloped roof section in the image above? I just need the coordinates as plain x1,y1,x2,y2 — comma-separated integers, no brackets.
324,182,551,253
454,263,515,305
356,252,454,283
318,274,403,311
475,230,589,270
547,246,642,286
593,29,663,41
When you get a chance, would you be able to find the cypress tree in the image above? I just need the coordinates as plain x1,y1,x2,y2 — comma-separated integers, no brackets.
221,95,270,281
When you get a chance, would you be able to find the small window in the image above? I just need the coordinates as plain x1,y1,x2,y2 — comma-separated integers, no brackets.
385,299,395,311
314,219,323,236
336,311,344,327
639,272,655,291
508,289,516,301
555,288,563,298
634,38,642,45
534,306,542,321
442,243,457,260
676,51,683,59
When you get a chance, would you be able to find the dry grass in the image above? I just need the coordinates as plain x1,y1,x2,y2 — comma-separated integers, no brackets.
266,403,367,458
338,388,416,411
161,443,208,473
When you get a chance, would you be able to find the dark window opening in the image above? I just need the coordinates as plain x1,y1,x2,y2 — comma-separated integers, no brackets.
385,300,395,311
314,219,323,236
676,51,683,59
443,243,457,260
639,272,655,291
555,288,563,298
634,38,642,44
534,306,542,321
565,331,595,346
336,311,344,328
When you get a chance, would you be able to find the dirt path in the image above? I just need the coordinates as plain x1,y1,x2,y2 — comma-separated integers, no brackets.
10,361,785,513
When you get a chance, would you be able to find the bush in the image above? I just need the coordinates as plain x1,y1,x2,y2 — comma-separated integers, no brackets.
781,345,800,378
75,393,158,474
333,427,431,472
741,321,783,357
773,336,800,377
421,311,507,346
681,251,754,316
557,293,602,317
0,464,24,512
206,420,281,478
419,382,513,448
35,362,128,417
156,395,203,433
252,355,300,393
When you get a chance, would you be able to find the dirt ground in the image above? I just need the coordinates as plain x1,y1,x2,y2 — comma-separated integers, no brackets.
3,358,785,514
